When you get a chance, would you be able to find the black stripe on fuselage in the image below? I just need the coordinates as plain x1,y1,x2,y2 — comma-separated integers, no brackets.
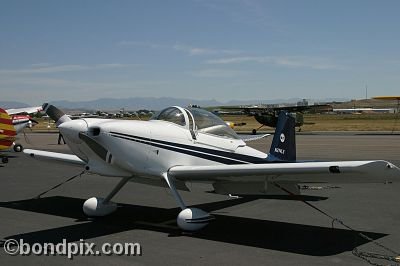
111,134,243,165
109,131,268,165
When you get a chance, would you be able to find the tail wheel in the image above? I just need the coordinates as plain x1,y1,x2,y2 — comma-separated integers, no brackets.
13,144,23,152
2,157,8,163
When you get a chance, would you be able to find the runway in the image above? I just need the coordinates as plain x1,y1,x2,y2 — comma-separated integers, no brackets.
1,133,400,265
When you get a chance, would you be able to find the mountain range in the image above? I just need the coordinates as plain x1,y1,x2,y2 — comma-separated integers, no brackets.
1,97,349,111
0,101,30,109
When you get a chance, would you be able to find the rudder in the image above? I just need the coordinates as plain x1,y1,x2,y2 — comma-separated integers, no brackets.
267,111,296,162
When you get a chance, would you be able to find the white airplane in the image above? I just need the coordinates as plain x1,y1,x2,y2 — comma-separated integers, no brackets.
6,106,43,116
24,103,400,231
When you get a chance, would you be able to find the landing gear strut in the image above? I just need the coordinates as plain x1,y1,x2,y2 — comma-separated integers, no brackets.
81,173,213,231
163,173,213,231
83,176,132,216
252,124,265,135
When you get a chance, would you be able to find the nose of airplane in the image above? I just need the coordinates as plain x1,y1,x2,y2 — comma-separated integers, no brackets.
59,119,88,143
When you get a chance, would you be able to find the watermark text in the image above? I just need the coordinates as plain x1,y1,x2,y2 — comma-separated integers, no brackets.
3,239,142,259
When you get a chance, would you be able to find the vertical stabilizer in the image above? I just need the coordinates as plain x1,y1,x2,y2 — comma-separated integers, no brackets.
267,111,296,162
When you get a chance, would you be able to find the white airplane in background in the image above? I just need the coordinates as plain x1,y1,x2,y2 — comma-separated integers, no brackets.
6,106,42,152
24,103,400,231
6,106,43,116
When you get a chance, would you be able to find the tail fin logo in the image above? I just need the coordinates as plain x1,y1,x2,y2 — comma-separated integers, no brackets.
280,133,285,143
267,111,296,161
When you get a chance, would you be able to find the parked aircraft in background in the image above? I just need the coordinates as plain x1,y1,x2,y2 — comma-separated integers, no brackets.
216,104,332,134
0,108,16,163
6,106,42,152
25,103,400,231
6,106,43,116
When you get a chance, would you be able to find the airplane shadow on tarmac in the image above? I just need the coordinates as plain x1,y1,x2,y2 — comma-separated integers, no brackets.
0,196,385,256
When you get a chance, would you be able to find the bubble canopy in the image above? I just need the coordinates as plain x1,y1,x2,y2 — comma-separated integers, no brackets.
152,106,239,139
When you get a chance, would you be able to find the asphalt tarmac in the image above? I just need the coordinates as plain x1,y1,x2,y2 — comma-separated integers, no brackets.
1,132,400,266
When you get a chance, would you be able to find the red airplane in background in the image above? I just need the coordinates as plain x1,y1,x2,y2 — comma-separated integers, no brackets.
0,106,42,163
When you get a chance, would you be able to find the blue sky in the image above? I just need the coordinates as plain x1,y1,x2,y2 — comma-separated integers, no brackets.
1,0,400,104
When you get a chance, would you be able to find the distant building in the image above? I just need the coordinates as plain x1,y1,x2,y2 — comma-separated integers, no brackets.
332,108,395,114
297,99,308,106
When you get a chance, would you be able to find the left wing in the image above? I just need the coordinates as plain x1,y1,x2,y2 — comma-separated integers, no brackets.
168,160,400,184
266,104,332,113
24,149,85,165
6,106,43,115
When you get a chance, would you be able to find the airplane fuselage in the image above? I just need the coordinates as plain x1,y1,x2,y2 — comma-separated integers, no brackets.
12,115,32,134
59,118,268,179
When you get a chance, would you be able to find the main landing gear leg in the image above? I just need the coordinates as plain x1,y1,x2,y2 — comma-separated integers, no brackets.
163,173,213,231
83,176,132,216
252,124,265,135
